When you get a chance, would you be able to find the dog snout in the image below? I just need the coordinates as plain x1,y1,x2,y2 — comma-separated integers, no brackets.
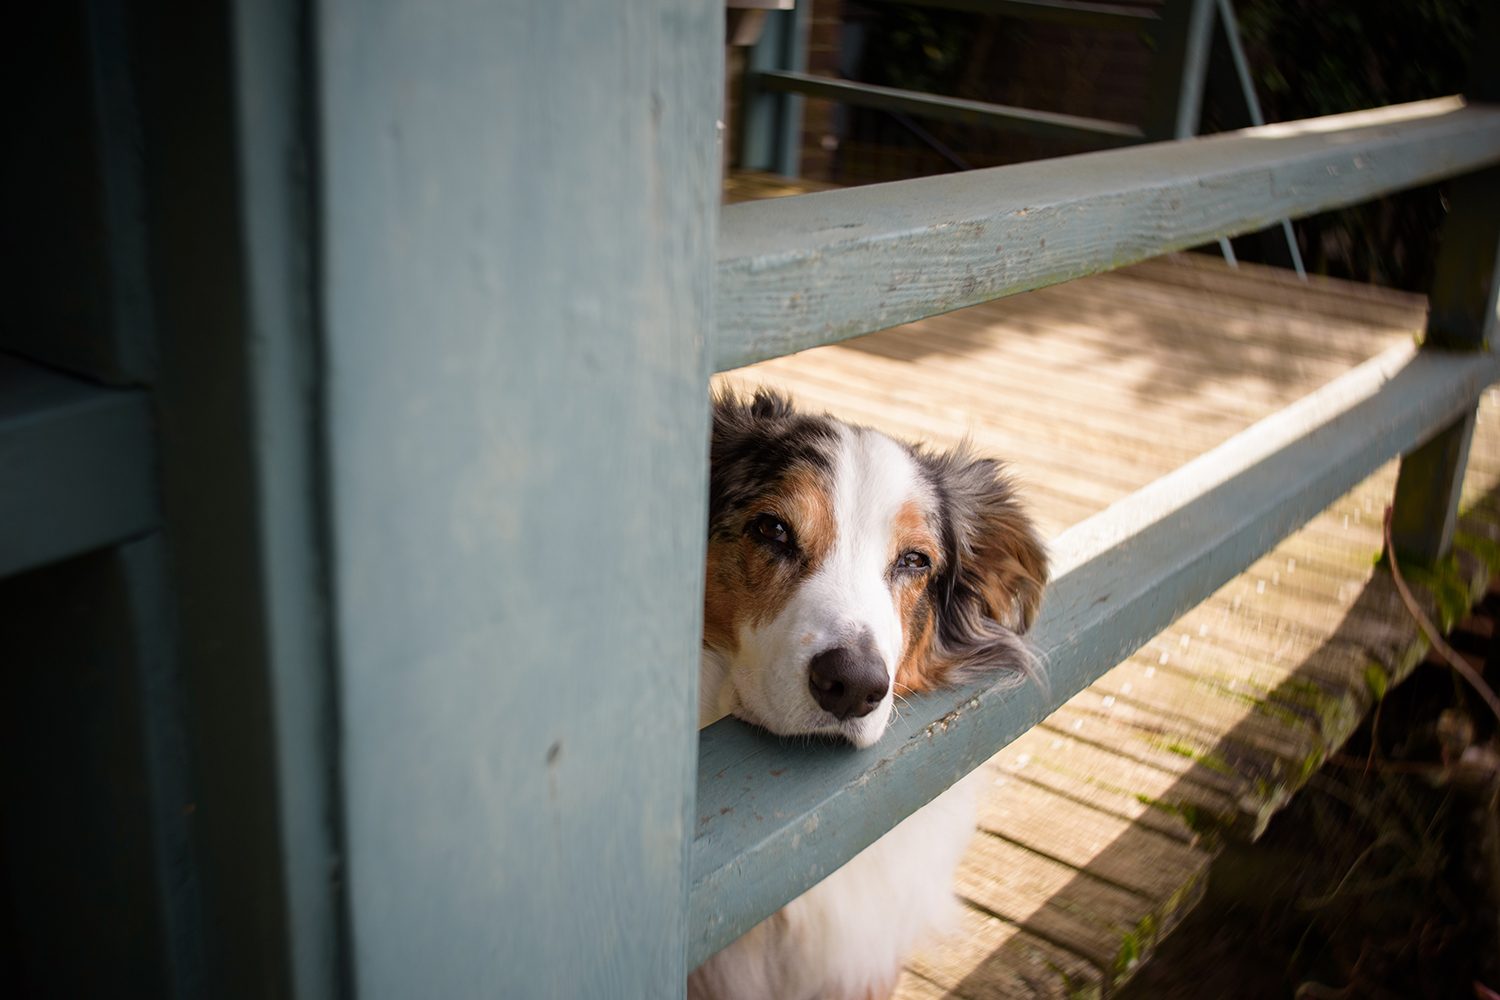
807,637,888,720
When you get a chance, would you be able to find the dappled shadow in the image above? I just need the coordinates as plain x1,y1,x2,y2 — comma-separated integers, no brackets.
834,254,1424,415
944,474,1500,996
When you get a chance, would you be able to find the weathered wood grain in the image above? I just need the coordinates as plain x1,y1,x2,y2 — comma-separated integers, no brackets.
897,905,1104,1000
956,834,1153,973
980,727,1233,844
716,98,1500,370
974,778,1206,900
956,830,1209,988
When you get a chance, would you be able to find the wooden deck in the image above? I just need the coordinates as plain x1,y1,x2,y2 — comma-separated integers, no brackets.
716,172,1500,999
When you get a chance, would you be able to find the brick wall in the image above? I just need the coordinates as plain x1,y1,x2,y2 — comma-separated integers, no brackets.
796,0,843,182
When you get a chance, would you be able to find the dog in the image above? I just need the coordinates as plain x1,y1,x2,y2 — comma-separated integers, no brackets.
689,390,1048,1000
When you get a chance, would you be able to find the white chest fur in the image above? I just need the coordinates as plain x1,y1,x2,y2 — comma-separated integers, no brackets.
690,681,978,1000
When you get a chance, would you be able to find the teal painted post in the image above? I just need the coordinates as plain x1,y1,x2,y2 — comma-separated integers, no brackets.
227,1,345,996
1390,409,1478,564
1390,12,1500,564
741,2,810,176
137,0,346,994
1425,166,1500,352
1388,167,1499,562
317,1,720,996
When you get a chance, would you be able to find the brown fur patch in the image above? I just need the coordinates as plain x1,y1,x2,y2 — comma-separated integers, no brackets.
888,500,935,566
893,601,937,695
701,464,837,653
971,509,1048,632
890,500,945,694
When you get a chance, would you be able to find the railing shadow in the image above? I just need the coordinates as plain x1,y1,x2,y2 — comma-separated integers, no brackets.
939,477,1498,996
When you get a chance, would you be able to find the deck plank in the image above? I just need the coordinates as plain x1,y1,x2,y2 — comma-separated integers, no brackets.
955,833,1182,976
897,906,1104,1000
979,728,1232,845
974,779,1207,901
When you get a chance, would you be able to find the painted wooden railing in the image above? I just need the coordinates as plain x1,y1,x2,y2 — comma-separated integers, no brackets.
691,95,1500,965
717,98,1495,369
2,3,1496,997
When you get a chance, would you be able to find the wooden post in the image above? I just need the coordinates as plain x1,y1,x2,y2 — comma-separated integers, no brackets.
1390,9,1500,564
1424,165,1500,352
1388,167,1498,563
740,1,809,176
317,1,721,996
1391,408,1479,565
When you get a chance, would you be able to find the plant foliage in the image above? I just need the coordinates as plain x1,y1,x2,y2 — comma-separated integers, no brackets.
1228,0,1483,289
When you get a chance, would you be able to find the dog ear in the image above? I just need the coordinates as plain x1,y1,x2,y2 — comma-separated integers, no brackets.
708,388,839,536
956,459,1047,634
921,445,1049,688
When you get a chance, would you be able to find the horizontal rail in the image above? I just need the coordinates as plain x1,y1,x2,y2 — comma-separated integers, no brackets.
897,0,1158,28
689,340,1500,966
758,71,1144,145
0,354,158,578
715,96,1500,372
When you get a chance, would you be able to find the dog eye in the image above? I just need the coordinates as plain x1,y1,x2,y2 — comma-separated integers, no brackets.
752,513,791,546
896,551,930,570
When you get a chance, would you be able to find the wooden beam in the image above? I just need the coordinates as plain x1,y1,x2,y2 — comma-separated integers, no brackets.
689,341,1500,966
0,354,157,578
757,71,1144,144
715,97,1500,372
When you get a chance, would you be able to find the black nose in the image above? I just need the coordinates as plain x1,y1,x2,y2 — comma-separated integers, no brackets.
808,639,888,720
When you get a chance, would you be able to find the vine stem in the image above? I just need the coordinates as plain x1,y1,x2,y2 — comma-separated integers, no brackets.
1383,505,1500,723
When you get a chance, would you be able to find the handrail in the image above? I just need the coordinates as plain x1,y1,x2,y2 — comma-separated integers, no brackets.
715,96,1499,372
690,340,1500,966
757,71,1144,145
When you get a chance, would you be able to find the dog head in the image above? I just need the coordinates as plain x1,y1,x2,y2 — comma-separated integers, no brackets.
701,390,1047,748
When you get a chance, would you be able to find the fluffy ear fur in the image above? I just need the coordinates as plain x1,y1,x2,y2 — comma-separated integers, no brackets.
915,443,1049,691
709,388,839,540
